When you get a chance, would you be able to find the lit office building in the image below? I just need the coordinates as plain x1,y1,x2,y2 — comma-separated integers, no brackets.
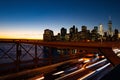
119,33,120,38
99,24,104,36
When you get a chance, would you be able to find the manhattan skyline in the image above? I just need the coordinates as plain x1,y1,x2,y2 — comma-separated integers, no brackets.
0,0,120,39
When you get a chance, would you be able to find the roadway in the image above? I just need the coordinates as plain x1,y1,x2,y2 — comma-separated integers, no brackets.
0,56,113,80
29,58,112,80
51,59,111,80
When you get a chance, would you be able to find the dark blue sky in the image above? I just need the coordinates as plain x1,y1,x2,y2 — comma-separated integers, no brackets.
0,0,120,39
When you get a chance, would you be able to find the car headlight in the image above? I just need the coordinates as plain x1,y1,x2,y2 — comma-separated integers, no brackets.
78,58,83,61
84,60,90,63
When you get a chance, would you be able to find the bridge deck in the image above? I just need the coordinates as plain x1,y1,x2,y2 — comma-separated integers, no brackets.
0,39,120,79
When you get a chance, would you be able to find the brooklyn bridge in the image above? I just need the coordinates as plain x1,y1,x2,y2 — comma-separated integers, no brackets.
0,39,120,80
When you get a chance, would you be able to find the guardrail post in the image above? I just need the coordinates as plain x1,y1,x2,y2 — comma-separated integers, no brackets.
16,42,21,72
48,47,52,64
34,44,38,67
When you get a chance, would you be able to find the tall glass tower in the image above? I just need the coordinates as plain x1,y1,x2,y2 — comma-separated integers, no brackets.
108,16,113,36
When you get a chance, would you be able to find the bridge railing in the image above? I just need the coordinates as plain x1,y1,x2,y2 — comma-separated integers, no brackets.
0,40,82,75
0,39,120,76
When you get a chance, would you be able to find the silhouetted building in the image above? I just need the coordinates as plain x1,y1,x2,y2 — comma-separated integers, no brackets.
65,34,70,41
55,33,61,41
81,25,87,32
91,27,99,41
75,27,78,33
103,32,107,41
112,29,119,41
79,25,89,41
94,26,98,32
61,27,67,36
87,30,91,40
70,25,75,37
61,27,67,40
43,29,54,41
114,29,119,35
69,25,78,41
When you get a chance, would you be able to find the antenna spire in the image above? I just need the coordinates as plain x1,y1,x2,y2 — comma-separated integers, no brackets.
109,16,111,21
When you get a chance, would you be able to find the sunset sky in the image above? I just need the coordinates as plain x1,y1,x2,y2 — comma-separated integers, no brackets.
0,0,120,39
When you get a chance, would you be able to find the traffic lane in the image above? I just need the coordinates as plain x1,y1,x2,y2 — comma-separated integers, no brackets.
55,60,109,80
44,62,84,80
83,64,113,80
44,55,105,80
44,58,107,80
30,58,107,80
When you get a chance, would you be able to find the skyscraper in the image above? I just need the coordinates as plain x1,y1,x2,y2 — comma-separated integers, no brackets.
81,25,87,32
99,24,104,36
43,29,54,41
108,16,113,37
94,26,98,32
61,27,67,40
61,27,67,36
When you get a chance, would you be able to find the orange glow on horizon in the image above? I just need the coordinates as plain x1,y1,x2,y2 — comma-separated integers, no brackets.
0,34,43,40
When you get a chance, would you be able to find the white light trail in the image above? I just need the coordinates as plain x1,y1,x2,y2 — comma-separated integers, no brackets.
35,76,44,80
86,59,107,68
78,71,96,80
96,63,110,71
78,63,111,80
52,71,64,76
55,68,84,80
